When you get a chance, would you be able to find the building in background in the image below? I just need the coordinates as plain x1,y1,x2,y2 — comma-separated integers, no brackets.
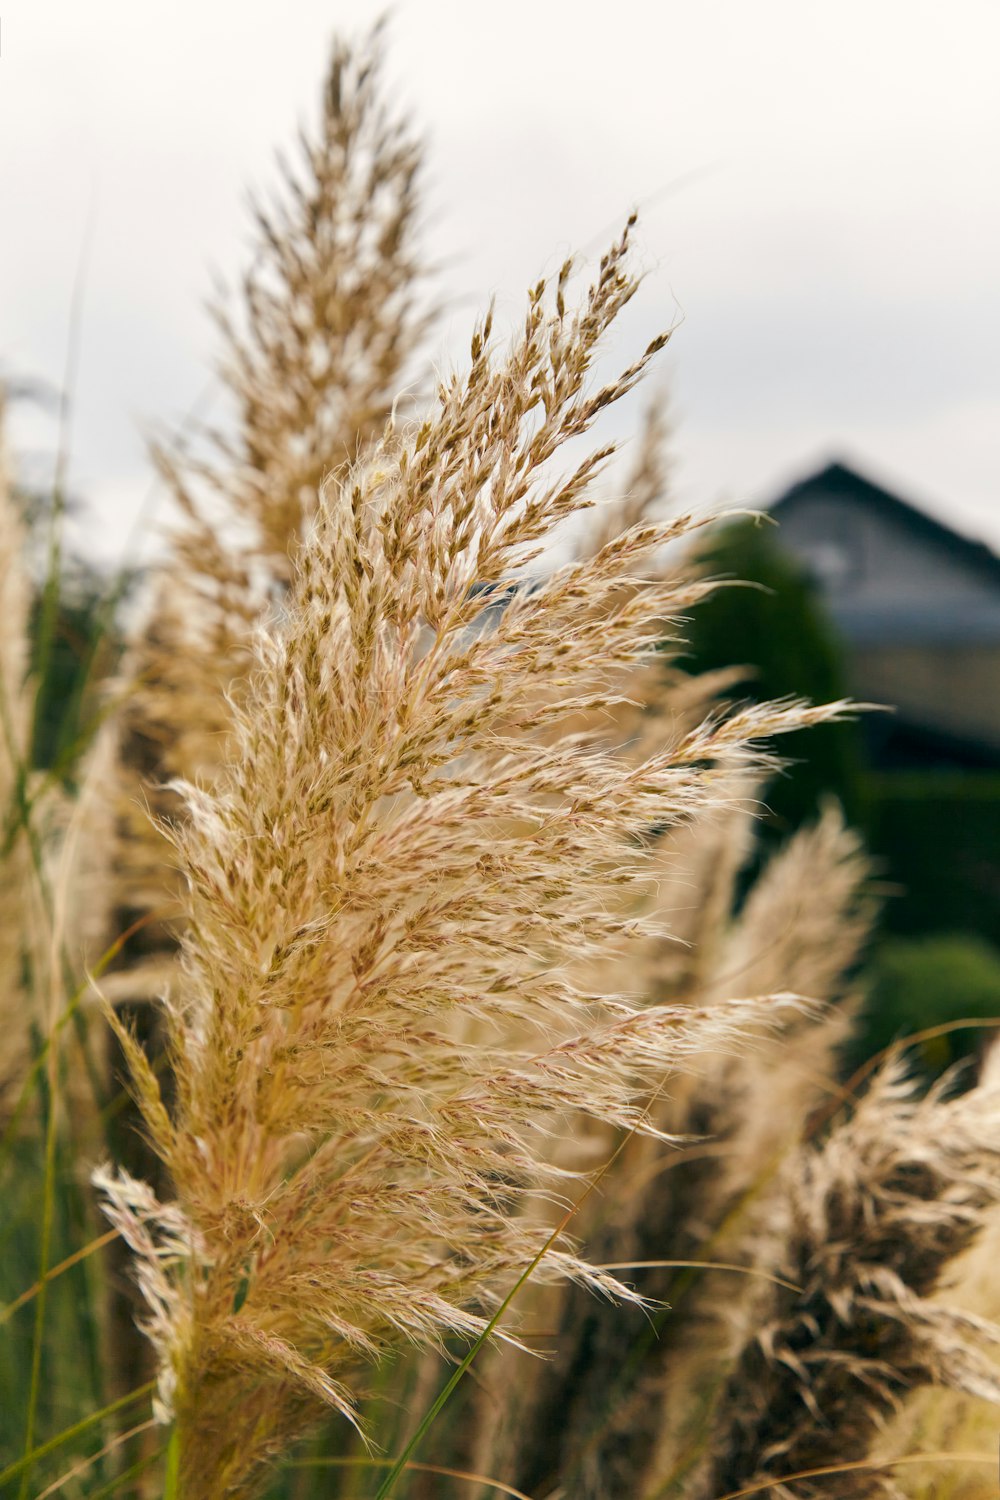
770,461,1000,771
768,460,1000,943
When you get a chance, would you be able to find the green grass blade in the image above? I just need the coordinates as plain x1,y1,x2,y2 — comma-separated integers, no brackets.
163,1427,181,1500
0,1380,155,1491
16,1004,60,1499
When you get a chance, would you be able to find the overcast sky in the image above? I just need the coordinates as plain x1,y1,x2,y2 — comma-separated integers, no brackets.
1,0,998,566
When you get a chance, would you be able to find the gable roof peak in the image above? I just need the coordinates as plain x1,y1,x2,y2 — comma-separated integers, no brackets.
768,455,1000,585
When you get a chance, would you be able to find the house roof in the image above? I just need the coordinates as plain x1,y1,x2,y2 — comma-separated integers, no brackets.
769,460,1000,592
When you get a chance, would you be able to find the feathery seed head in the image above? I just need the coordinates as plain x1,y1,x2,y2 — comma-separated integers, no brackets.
97,226,852,1497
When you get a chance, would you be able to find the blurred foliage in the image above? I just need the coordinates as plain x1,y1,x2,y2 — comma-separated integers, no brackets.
865,771,1000,942
846,932,1000,1080
680,516,868,843
0,1032,113,1488
28,556,126,782
9,464,132,784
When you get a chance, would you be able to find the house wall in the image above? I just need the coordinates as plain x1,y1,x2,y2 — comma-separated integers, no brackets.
851,644,1000,750
772,479,1000,755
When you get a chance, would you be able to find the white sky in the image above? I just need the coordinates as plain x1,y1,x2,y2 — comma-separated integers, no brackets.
1,0,998,566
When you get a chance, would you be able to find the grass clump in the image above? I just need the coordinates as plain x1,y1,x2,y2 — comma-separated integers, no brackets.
2,24,1000,1500
95,215,842,1499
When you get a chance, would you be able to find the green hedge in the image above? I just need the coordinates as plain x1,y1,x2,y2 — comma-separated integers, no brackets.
864,771,1000,939
680,518,867,840
845,930,1000,1078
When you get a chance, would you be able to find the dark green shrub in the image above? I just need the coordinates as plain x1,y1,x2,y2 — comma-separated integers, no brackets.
847,931,1000,1078
865,770,1000,941
681,517,867,841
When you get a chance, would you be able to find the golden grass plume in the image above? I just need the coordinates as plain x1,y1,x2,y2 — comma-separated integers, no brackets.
95,221,848,1499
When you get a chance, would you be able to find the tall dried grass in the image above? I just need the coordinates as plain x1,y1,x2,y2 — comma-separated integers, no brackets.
460,800,873,1499
95,213,851,1499
700,1061,1000,1500
2,26,999,1500
0,392,34,1115
102,25,430,1011
94,27,434,1407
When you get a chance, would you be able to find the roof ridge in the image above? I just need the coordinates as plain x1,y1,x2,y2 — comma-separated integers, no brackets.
769,459,1000,582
